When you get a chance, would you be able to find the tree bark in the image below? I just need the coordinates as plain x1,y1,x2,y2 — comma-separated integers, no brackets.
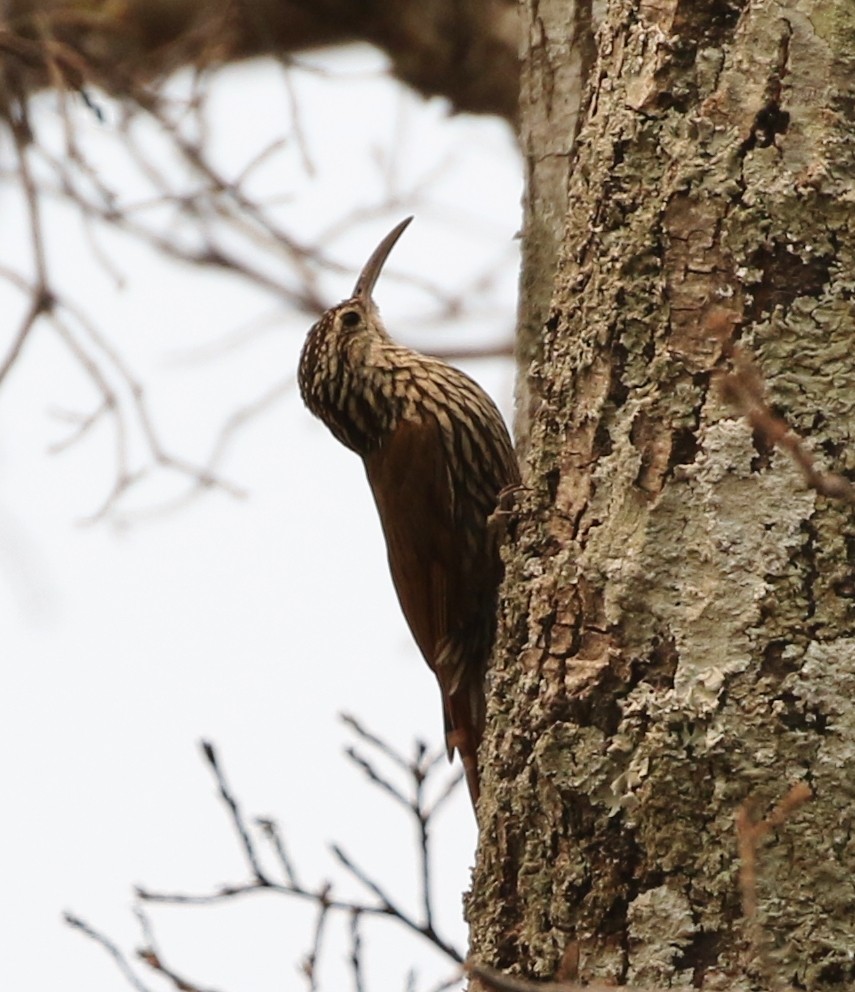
515,0,597,457
0,0,519,123
474,1,855,989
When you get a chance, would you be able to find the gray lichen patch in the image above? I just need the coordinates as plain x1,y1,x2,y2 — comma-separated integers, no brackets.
609,415,815,709
626,883,697,988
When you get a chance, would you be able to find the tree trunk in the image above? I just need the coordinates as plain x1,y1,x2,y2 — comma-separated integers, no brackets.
473,1,855,989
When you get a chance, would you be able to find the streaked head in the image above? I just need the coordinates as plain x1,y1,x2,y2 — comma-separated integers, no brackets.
298,217,414,452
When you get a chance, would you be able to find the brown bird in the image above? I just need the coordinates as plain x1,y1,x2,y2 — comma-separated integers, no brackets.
298,218,519,804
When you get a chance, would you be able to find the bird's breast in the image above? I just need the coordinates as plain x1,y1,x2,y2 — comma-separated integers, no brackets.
308,354,408,457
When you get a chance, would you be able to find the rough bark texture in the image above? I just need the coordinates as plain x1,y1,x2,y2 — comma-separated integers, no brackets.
0,0,519,123
515,0,599,457
474,1,855,989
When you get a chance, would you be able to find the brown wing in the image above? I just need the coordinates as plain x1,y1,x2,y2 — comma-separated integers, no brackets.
365,417,452,663
364,416,487,799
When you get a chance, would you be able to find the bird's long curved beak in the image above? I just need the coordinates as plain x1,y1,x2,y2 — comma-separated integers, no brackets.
352,216,413,301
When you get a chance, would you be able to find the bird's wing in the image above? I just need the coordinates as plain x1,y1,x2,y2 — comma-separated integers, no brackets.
364,415,458,678
364,404,516,804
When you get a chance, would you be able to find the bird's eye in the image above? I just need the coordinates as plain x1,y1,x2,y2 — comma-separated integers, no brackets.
340,310,361,328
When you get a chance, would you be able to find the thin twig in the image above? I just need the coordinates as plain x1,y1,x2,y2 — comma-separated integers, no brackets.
341,713,464,956
340,713,413,775
0,293,47,386
301,884,332,992
737,781,813,920
345,745,411,807
736,781,813,987
135,910,226,992
63,913,154,992
423,767,465,821
349,911,366,992
256,815,301,888
719,349,855,504
331,844,463,964
0,99,54,385
200,740,271,884
138,736,463,967
138,948,226,992
412,740,434,931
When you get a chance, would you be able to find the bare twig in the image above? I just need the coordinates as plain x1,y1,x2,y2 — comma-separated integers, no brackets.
0,264,246,523
736,781,813,987
200,740,271,884
340,713,413,775
426,972,466,992
345,744,411,807
412,740,434,930
0,98,54,386
720,349,855,504
331,844,462,964
301,884,332,992
423,766,465,821
197,378,294,484
138,949,225,992
134,905,226,991
339,712,466,962
736,781,813,921
0,291,49,386
256,815,301,888
127,727,465,992
2,19,516,525
63,913,155,992
349,911,366,992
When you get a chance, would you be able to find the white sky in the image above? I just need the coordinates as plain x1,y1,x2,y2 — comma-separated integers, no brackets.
1,46,521,992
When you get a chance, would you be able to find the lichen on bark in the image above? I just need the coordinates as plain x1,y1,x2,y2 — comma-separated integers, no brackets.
473,1,855,988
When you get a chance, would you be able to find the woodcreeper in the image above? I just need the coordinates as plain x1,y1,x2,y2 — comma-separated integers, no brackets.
299,218,519,804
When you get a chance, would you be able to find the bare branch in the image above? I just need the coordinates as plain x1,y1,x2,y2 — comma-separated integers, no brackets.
1,19,517,524
63,913,155,992
414,752,434,933
737,781,813,921
0,291,48,387
736,782,813,987
134,905,228,992
340,712,466,955
256,815,302,889
301,884,332,992
349,911,366,992
344,744,412,808
340,712,414,776
331,844,463,964
0,96,54,385
138,949,226,992
719,349,855,505
128,730,466,978
425,972,465,992
423,767,465,821
200,740,271,885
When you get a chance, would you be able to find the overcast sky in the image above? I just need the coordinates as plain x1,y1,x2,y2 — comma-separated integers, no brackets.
1,46,521,992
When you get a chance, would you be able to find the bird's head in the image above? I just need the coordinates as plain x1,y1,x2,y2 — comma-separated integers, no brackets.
298,217,413,452
333,214,412,336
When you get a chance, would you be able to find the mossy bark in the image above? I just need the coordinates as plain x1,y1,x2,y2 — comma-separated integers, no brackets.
474,2,855,989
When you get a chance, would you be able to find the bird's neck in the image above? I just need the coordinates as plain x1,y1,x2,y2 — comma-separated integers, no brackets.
315,335,417,457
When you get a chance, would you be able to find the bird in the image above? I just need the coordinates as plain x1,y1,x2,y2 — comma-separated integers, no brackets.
298,217,519,805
